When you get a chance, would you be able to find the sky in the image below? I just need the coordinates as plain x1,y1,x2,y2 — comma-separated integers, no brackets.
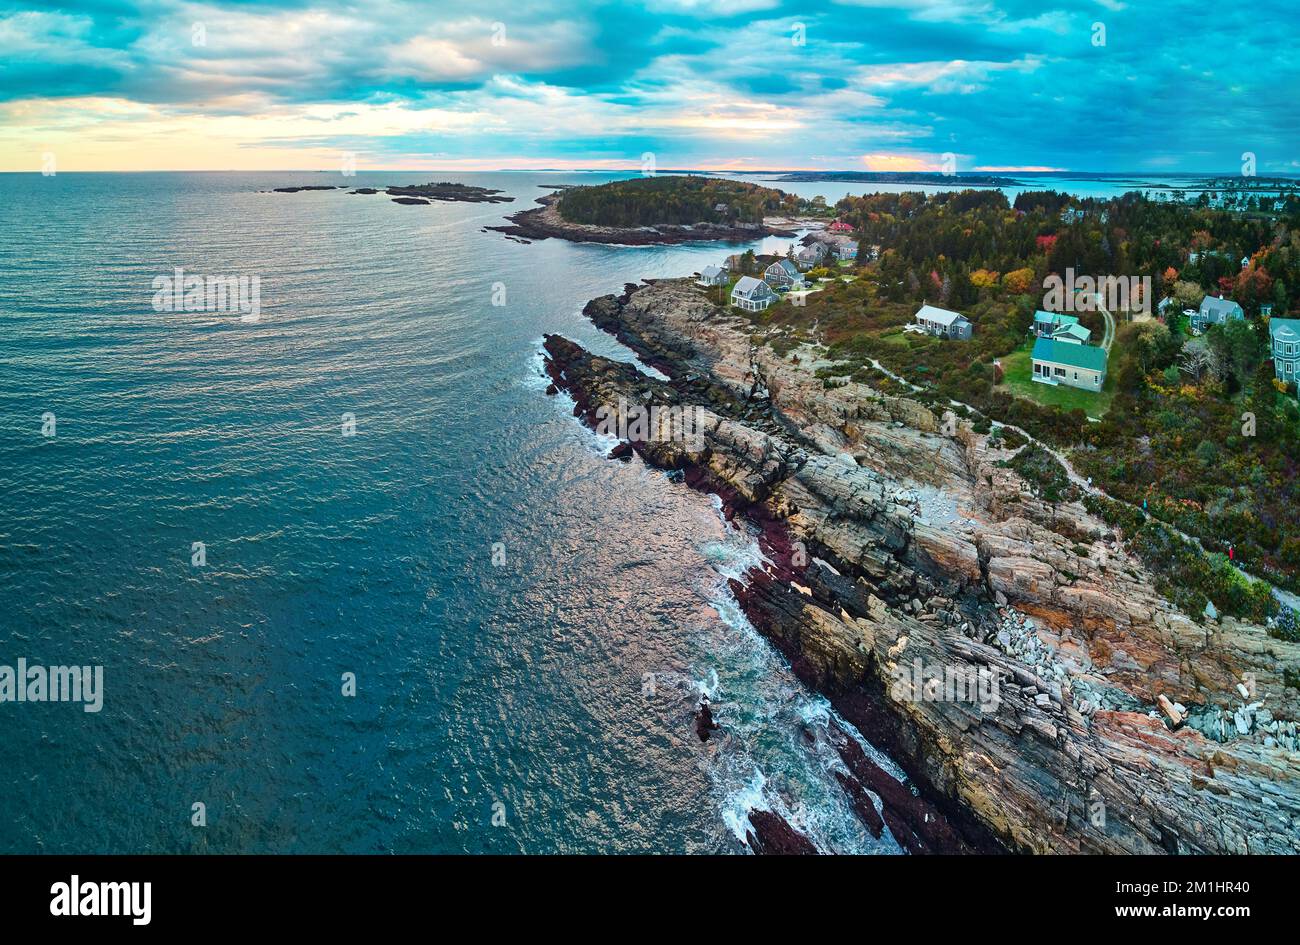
1,0,1297,173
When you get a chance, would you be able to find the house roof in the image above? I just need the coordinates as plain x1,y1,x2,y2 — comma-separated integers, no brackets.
1269,318,1300,343
1053,323,1092,342
768,258,800,276
700,265,724,279
732,276,770,298
914,304,968,327
1034,310,1079,326
1198,296,1244,319
1032,336,1108,372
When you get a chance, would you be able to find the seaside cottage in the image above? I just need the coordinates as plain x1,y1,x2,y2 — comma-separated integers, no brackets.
764,258,803,288
1270,318,1300,390
1052,322,1092,344
1191,295,1245,332
1031,336,1107,391
1033,309,1089,340
794,243,827,270
731,276,775,312
834,243,858,261
913,304,972,340
828,220,854,234
696,265,728,287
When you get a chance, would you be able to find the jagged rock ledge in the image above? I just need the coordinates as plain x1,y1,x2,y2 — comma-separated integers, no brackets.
541,277,1300,855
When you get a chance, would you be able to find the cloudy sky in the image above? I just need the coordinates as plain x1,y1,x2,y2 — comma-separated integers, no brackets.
1,0,1296,173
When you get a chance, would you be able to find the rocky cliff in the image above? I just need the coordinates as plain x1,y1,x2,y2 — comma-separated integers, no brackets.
543,278,1300,855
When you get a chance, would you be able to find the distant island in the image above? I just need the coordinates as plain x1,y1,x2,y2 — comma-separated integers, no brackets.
270,181,513,204
488,175,826,245
773,171,1020,186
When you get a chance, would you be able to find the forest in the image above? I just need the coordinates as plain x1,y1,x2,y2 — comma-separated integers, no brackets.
556,175,830,227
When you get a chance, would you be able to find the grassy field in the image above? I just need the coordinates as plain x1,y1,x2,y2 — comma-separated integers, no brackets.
998,339,1116,418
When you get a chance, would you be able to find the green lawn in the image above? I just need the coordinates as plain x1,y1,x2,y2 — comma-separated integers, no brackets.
877,328,915,347
998,340,1116,418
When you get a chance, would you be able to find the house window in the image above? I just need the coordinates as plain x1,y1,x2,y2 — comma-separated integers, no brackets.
1054,367,1065,377
1073,372,1078,381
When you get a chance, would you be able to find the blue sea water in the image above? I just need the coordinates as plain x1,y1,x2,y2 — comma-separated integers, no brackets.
0,171,906,853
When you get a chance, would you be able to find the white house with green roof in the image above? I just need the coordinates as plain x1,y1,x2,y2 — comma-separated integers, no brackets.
1031,336,1107,391
1270,317,1300,390
1032,310,1091,344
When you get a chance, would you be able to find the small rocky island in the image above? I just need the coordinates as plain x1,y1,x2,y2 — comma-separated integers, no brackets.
488,175,817,245
270,181,513,204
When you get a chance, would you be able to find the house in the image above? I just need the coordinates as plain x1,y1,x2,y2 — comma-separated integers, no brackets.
1191,295,1245,331
914,304,972,340
1031,336,1107,391
1260,303,1274,318
1061,207,1085,223
794,243,827,270
696,265,728,287
1052,322,1092,344
1033,310,1090,342
1270,318,1300,389
828,220,855,234
834,243,858,261
731,276,775,312
764,258,803,288
1241,256,1251,269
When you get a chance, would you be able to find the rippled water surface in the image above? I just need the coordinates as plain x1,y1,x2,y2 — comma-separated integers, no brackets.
0,171,901,853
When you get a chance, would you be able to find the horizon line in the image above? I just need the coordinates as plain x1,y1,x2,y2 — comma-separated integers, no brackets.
4,168,1296,178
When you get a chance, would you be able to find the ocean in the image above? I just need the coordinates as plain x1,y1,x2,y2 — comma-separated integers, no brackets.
0,170,911,853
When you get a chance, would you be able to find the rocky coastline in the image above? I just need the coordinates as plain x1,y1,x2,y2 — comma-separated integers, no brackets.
487,191,796,245
542,277,1300,855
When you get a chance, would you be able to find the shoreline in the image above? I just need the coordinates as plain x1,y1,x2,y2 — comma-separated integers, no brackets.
541,276,1300,854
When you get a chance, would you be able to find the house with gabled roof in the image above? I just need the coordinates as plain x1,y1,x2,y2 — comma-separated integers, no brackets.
1032,310,1091,343
696,264,728,287
764,258,802,288
731,275,775,312
1191,295,1245,332
1270,317,1300,390
1052,322,1092,344
828,220,854,234
794,242,827,270
1031,336,1107,391
914,304,972,340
